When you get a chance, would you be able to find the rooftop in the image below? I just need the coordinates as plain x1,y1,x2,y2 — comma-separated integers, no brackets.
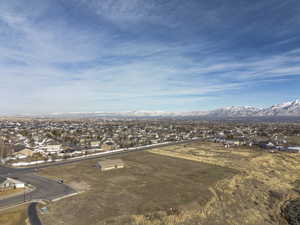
98,159,124,168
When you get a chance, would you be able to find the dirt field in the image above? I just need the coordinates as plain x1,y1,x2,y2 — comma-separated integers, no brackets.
37,142,300,225
287,136,300,146
147,142,300,225
0,204,28,225
0,188,25,199
38,150,237,225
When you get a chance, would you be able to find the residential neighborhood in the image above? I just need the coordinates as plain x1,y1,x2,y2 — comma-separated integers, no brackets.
0,118,299,167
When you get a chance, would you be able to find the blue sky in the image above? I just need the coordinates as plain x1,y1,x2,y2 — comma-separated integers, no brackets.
0,0,300,114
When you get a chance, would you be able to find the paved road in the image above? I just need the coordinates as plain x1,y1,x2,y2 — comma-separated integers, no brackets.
28,202,42,225
25,139,200,170
0,173,75,208
0,139,200,209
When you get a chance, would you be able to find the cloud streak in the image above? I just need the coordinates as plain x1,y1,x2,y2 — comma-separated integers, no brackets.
0,0,300,113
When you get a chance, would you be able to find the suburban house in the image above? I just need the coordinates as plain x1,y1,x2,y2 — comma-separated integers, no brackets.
223,140,242,147
101,141,118,151
90,141,101,148
45,145,62,154
259,141,276,149
97,159,124,171
0,177,9,190
0,177,25,191
13,148,34,159
286,146,300,153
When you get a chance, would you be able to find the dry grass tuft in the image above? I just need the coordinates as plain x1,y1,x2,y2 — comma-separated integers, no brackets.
0,205,28,225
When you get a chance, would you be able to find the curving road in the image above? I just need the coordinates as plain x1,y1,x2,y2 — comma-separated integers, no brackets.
0,171,75,208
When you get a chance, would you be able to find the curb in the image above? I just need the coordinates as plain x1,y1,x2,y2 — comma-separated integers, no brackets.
51,191,82,202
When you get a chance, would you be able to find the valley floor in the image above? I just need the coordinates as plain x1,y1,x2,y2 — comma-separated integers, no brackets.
37,142,300,225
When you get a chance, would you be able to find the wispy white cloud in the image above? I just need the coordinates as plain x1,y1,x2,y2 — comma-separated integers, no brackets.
0,0,299,113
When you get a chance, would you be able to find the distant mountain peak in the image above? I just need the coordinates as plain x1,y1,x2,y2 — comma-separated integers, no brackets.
199,99,300,117
271,99,300,107
20,99,300,118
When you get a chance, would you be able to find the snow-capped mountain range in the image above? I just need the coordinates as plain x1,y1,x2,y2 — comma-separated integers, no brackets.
256,100,300,116
20,99,300,118
198,99,300,117
208,106,262,117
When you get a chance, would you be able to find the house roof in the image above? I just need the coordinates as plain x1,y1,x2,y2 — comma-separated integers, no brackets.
46,144,61,147
103,141,114,145
14,148,34,156
98,159,124,168
7,178,24,185
0,176,7,184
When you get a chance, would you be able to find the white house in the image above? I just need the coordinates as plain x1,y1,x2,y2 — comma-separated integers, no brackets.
7,178,25,188
13,148,34,159
0,177,10,189
287,147,300,153
45,145,62,154
0,177,25,190
90,141,101,148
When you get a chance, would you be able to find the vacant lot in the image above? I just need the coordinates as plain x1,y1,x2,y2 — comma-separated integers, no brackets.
0,204,28,225
287,136,300,146
0,188,25,200
38,142,300,225
148,142,300,225
39,151,237,225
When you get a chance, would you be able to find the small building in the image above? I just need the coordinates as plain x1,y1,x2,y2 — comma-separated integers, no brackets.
101,141,118,151
45,145,62,154
97,159,124,171
90,141,101,148
13,148,34,159
7,178,25,188
286,147,300,153
224,140,241,147
259,141,275,149
0,177,25,190
80,139,87,147
0,177,10,190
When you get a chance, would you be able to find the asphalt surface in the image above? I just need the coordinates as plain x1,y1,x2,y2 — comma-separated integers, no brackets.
28,202,42,225
28,139,200,170
0,172,75,208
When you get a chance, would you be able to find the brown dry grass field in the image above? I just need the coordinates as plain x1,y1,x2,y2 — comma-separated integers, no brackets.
148,142,300,225
287,136,300,146
0,204,28,225
37,142,300,225
0,188,25,199
38,148,236,225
